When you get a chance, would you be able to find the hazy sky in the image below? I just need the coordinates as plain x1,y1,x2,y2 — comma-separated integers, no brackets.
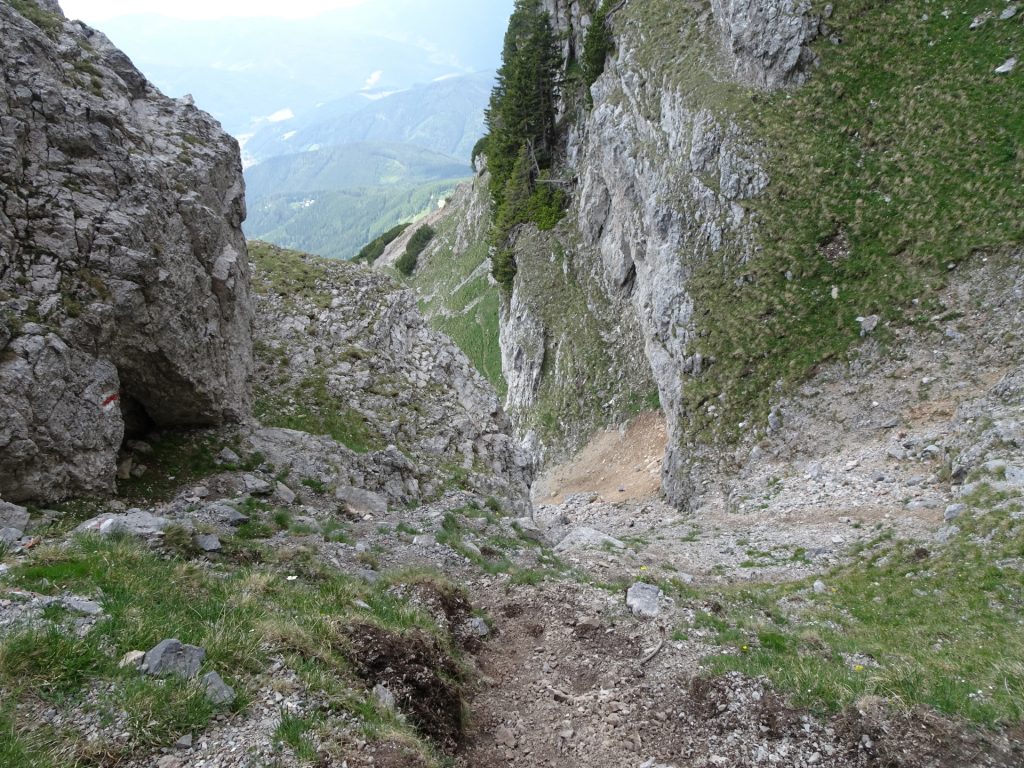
60,0,369,22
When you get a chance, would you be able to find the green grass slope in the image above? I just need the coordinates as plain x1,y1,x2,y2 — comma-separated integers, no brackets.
246,178,461,260
618,0,1024,444
651,0,1024,440
407,178,507,398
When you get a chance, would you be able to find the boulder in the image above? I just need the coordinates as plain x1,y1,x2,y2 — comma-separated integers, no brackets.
194,534,222,552
142,639,205,679
554,527,626,553
0,501,30,531
76,510,177,538
0,528,23,547
0,2,253,503
335,486,388,516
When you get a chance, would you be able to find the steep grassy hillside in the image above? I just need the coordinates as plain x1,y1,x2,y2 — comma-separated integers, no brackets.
660,0,1024,441
406,178,508,398
246,179,459,261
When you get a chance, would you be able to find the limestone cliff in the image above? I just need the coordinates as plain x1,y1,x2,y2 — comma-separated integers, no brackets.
455,0,1022,509
0,0,253,502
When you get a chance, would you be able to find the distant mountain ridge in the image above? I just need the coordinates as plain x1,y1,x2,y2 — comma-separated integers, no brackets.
243,72,493,165
244,142,468,199
244,142,468,260
91,3,512,136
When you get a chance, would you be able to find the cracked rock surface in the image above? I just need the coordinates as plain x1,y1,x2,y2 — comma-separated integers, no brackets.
0,1,253,502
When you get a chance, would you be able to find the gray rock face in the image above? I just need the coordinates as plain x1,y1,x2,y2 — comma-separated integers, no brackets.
496,1,821,508
0,2,253,503
143,639,205,679
709,0,822,88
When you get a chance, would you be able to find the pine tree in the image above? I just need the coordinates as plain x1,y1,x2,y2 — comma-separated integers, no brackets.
483,0,563,290
484,0,561,206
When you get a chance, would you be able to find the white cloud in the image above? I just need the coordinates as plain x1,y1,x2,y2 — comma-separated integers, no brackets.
266,108,294,123
60,0,368,23
362,69,383,90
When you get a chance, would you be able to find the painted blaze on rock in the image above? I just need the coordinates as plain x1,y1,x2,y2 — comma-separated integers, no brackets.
0,1,254,502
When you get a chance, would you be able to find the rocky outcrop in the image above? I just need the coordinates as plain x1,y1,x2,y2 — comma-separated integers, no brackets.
251,243,532,510
493,0,823,506
0,1,253,502
709,0,822,88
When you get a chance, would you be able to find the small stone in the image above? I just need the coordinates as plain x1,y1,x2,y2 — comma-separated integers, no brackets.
208,503,248,526
944,503,966,521
202,671,235,705
143,639,205,679
174,733,193,750
1000,5,1018,21
374,683,396,711
63,597,103,615
216,447,241,465
116,457,133,480
971,12,991,29
626,582,663,618
906,497,943,511
859,314,880,335
495,725,516,748
275,482,296,505
995,56,1017,74
126,439,152,455
466,616,490,637
243,474,272,495
194,534,221,552
813,580,827,594
119,650,146,669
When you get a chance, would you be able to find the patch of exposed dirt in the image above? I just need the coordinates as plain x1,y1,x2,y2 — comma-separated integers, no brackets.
531,410,666,505
346,623,466,751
